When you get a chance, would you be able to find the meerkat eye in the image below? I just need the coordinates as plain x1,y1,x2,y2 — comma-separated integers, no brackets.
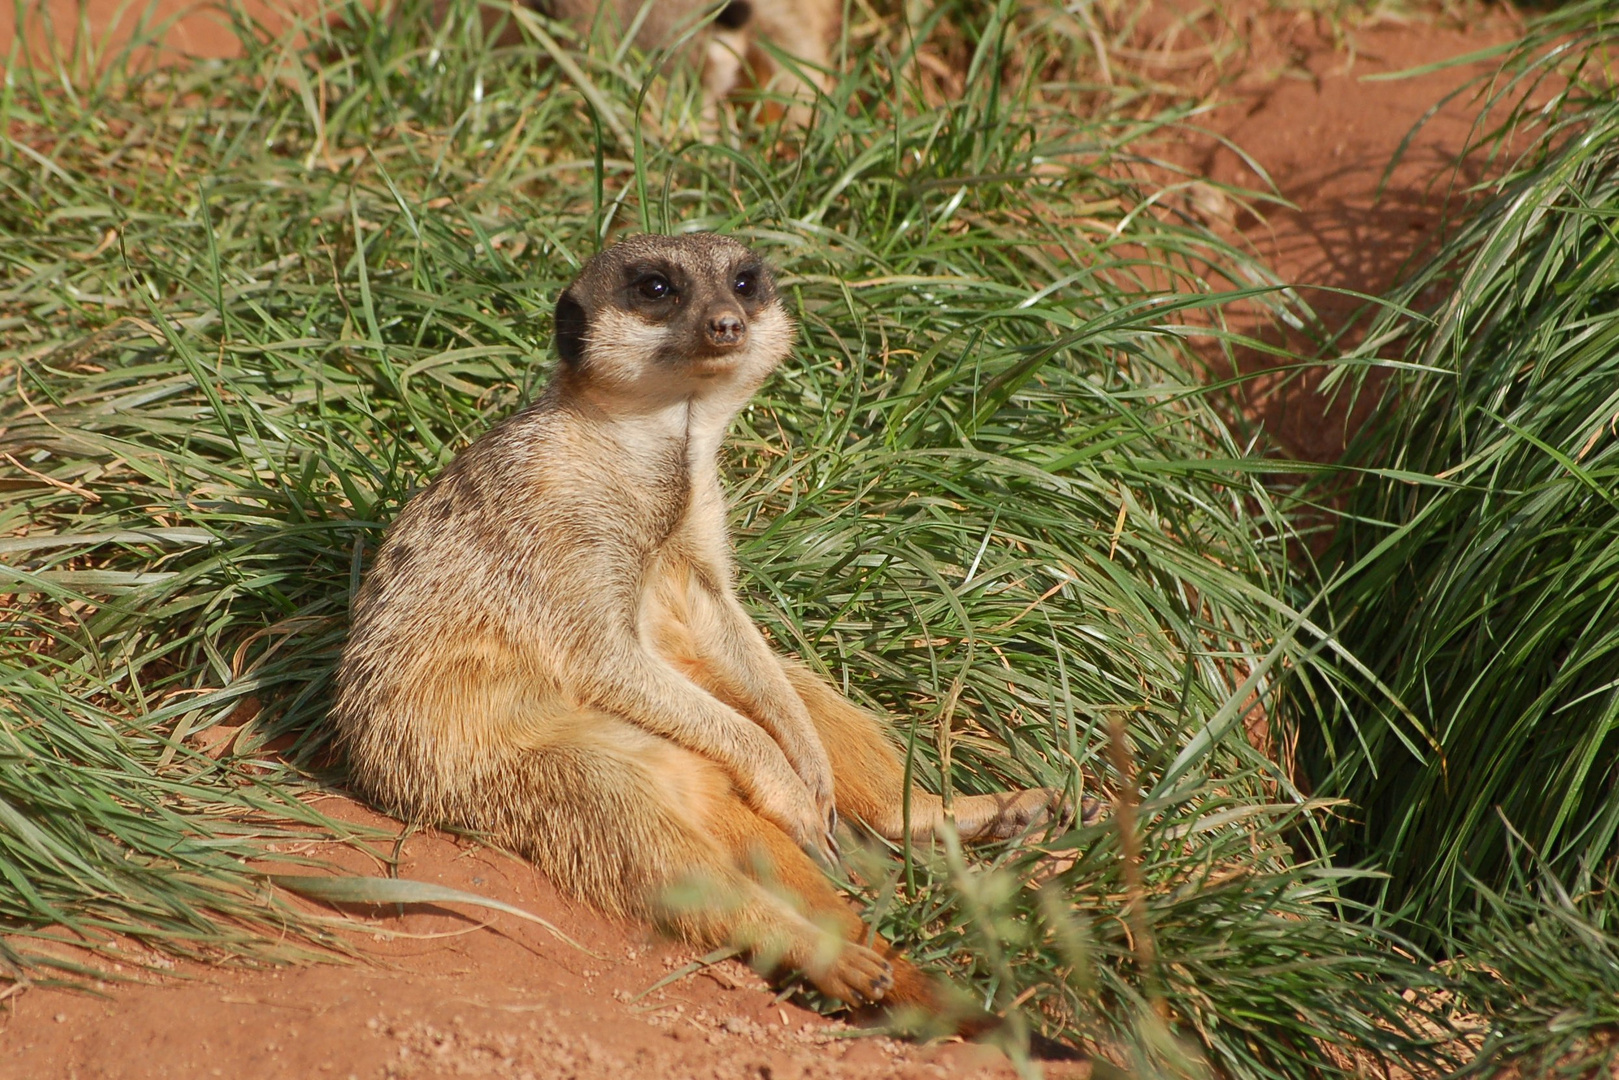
733,269,758,298
635,273,672,301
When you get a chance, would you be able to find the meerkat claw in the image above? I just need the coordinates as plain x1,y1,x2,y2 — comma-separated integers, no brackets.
1079,795,1104,825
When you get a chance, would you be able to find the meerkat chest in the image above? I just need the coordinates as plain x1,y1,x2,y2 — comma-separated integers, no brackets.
570,441,687,556
637,475,729,628
634,450,697,553
639,526,726,671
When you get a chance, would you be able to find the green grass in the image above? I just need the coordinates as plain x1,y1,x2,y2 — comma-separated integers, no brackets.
0,0,1456,1074
1297,1,1619,1069
1450,855,1619,1076
1305,0,1619,933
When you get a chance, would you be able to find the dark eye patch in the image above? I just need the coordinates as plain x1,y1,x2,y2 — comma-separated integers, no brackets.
733,265,761,299
554,291,587,365
716,1,750,30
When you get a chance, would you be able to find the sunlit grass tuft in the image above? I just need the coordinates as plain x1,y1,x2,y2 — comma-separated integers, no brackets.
1306,0,1619,935
1301,0,1619,1068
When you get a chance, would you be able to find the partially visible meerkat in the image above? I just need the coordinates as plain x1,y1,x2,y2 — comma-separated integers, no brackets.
333,233,1064,1012
471,0,838,128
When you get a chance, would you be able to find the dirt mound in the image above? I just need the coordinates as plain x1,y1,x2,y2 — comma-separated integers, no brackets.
2,796,1047,1080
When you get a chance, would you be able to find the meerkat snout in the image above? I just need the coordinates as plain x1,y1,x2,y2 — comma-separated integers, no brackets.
706,310,746,350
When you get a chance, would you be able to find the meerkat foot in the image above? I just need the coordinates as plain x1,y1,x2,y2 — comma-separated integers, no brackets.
950,786,1067,841
1078,795,1104,825
807,940,893,1005
988,785,1064,839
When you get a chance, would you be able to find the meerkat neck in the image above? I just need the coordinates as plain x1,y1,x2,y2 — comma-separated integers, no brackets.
555,388,740,487
685,392,749,476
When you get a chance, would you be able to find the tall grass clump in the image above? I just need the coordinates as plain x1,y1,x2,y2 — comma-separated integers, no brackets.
1305,0,1619,944
2,0,1447,1072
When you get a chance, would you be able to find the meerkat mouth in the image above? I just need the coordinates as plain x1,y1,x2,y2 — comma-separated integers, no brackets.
684,352,748,377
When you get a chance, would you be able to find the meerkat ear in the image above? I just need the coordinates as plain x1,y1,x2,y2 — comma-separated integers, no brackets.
554,290,587,366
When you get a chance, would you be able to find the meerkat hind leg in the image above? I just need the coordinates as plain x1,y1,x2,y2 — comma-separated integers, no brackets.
482,713,892,1005
704,789,955,1012
779,663,1068,843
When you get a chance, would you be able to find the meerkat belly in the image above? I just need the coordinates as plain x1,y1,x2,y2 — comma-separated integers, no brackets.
640,557,772,735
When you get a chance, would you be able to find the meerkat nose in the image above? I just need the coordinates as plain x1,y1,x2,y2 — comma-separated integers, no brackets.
706,312,747,348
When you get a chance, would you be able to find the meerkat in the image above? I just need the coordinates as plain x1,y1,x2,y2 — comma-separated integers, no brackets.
474,0,838,128
332,233,1064,1012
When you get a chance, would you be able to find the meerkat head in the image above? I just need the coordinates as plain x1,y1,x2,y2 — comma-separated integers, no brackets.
552,234,795,408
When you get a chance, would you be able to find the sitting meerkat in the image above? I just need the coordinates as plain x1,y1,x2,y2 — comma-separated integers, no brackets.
332,233,1064,1011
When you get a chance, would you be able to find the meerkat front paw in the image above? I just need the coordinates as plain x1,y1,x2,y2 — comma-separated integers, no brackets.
792,756,838,849
754,772,840,866
772,722,837,837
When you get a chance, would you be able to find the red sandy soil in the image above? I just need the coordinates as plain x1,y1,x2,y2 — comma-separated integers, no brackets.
1183,8,1527,461
1,0,284,67
2,797,1046,1080
0,4,1527,1079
